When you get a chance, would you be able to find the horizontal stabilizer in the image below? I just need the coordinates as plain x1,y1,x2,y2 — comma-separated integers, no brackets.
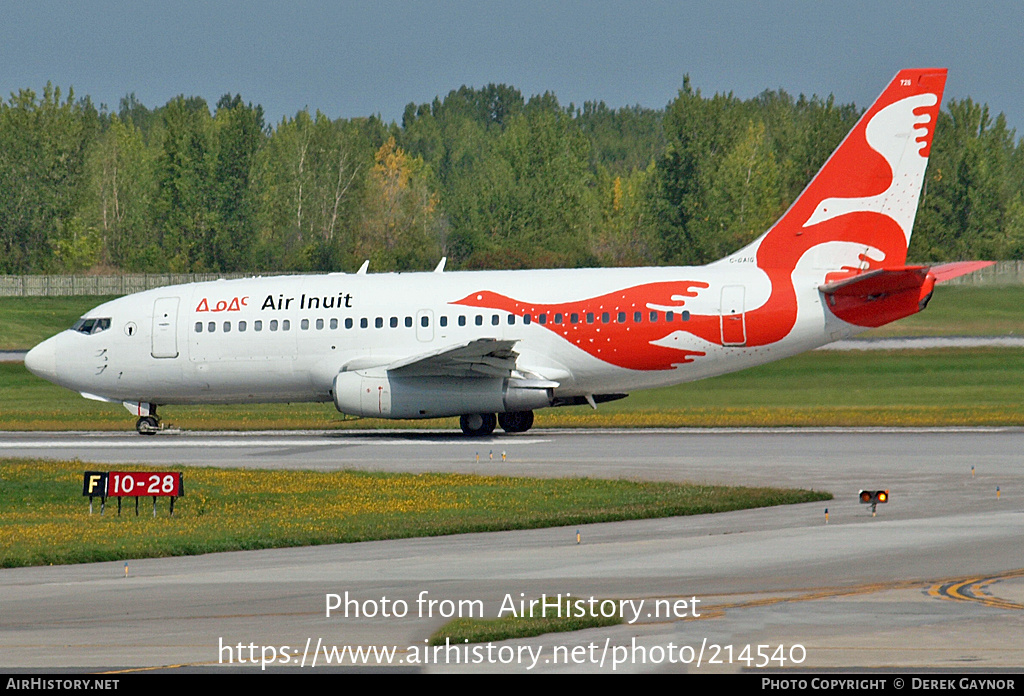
928,261,995,283
819,267,934,328
818,267,930,296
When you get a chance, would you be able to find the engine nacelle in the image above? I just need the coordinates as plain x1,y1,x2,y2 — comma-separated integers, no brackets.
332,371,552,419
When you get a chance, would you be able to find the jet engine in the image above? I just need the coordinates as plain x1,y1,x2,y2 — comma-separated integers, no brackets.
332,371,553,419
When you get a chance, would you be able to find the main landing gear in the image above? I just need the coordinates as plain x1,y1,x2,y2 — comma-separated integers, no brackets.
459,411,534,436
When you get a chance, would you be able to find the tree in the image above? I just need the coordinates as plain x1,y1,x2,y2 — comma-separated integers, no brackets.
355,137,441,270
153,96,216,271
591,163,661,266
255,110,374,270
913,99,1021,261
79,115,158,270
701,120,782,258
208,94,265,271
0,84,99,272
447,104,595,268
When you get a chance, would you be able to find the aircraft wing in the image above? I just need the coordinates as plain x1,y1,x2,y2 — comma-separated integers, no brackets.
385,338,522,378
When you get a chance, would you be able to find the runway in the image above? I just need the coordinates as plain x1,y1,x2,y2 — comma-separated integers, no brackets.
2,428,1023,673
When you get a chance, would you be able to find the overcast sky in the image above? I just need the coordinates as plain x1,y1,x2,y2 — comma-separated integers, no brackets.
2,1,1022,133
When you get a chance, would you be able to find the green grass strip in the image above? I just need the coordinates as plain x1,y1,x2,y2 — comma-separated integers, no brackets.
3,347,1022,430
0,459,830,568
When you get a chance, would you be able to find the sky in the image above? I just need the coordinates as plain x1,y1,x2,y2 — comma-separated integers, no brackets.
2,1,1022,133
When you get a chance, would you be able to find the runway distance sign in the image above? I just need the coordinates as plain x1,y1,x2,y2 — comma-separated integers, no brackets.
82,471,108,496
82,471,184,497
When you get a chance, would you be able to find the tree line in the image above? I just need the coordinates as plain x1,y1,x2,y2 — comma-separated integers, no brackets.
1,80,1021,275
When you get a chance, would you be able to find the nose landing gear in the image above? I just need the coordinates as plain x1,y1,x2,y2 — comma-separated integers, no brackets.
124,402,161,435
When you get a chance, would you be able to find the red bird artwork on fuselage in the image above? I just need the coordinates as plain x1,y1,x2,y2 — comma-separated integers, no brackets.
454,282,715,371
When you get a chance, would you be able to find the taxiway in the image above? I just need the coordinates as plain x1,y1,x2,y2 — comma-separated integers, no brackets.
2,428,1022,672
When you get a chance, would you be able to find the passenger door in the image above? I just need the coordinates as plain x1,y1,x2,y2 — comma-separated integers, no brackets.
151,297,180,358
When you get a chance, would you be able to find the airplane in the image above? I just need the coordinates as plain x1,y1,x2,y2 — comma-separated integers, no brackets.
24,68,992,436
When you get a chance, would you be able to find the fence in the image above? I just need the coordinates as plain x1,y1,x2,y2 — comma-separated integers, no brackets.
0,273,276,297
2,261,1023,297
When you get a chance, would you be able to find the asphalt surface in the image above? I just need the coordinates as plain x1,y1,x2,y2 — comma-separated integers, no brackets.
2,428,1023,673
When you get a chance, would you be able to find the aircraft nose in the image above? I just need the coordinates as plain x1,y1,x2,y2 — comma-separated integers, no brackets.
24,337,59,382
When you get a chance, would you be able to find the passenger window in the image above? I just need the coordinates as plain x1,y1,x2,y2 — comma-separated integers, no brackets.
440,316,448,327
538,314,547,325
650,312,658,322
491,315,499,326
570,313,579,324
360,318,368,329
475,315,483,326
681,310,690,321
586,313,594,324
301,319,309,330
223,321,231,333
554,313,563,324
208,322,216,333
330,318,338,329
390,317,398,328
270,320,278,331
617,312,625,323
524,314,532,325
316,318,324,330
254,320,263,331
345,318,352,329
634,312,642,323
405,316,413,328
282,320,290,331
421,316,430,327
601,312,610,324
666,311,674,321
195,322,202,333
459,316,466,327
375,317,383,329
239,321,247,332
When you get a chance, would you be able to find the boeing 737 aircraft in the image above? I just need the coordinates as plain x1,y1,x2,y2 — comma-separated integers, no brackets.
25,68,990,436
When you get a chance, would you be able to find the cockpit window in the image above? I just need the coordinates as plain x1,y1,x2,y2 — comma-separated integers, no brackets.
71,317,111,335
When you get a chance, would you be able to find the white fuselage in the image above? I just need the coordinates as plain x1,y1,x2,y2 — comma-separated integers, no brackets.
24,263,854,410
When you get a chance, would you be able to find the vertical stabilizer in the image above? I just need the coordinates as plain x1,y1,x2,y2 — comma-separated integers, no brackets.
722,69,947,274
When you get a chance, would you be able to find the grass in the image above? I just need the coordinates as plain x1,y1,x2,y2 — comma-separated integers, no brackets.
862,284,1024,337
0,459,830,568
0,295,120,350
2,347,1022,430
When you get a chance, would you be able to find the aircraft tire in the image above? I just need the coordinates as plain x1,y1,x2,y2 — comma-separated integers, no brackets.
135,416,159,436
498,410,534,433
460,413,496,437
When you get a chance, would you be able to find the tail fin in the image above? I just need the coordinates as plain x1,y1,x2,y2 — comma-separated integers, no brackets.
723,69,947,274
